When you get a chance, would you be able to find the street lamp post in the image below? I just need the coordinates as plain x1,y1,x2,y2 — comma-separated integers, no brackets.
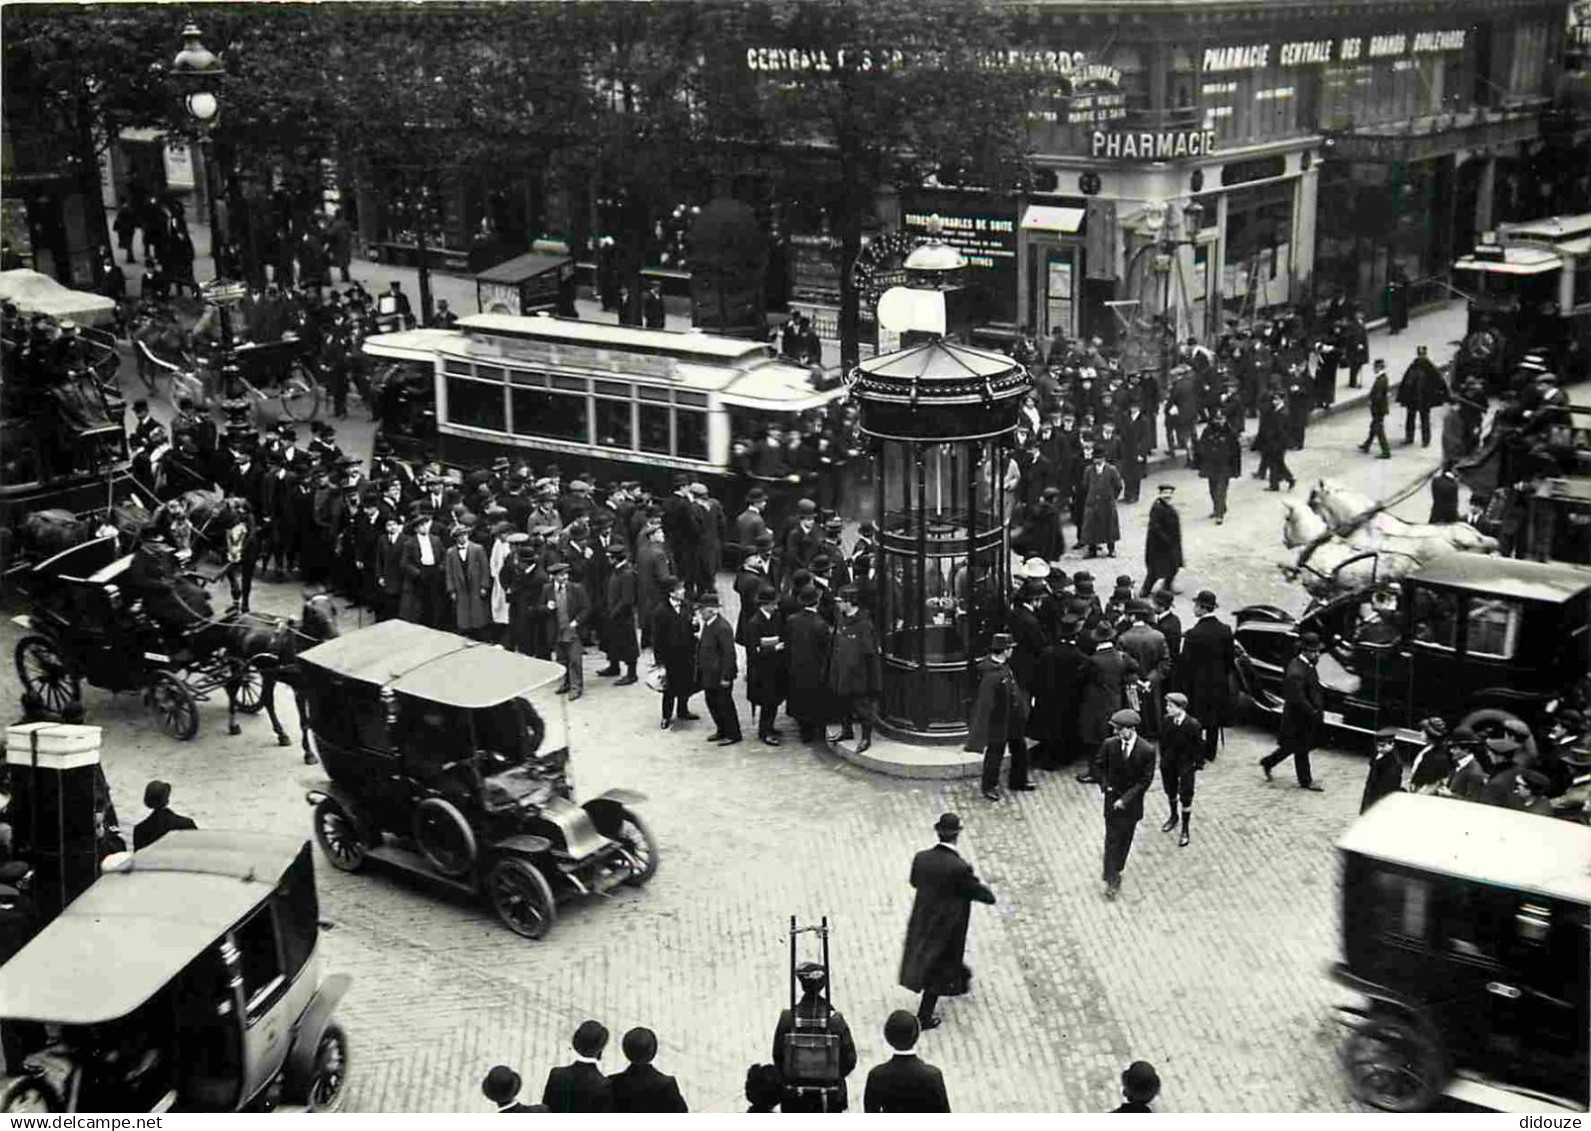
170,23,246,415
1152,197,1207,382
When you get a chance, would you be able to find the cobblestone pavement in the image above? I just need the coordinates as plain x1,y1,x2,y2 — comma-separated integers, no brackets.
5,289,1476,1111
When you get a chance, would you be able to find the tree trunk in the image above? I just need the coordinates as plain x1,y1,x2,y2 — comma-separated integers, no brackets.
622,192,650,327
838,153,863,372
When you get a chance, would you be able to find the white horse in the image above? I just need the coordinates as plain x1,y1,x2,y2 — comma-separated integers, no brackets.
1281,498,1331,549
1308,479,1499,553
1282,536,1426,598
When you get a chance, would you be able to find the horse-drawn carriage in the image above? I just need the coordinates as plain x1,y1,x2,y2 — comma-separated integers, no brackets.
7,534,266,740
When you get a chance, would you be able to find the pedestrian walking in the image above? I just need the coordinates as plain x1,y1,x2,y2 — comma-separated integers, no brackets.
1158,692,1202,847
1194,416,1241,525
1111,1061,1162,1113
1256,391,1296,492
651,577,700,728
1141,484,1183,596
966,632,1032,801
541,1020,613,1113
1174,589,1236,765
607,1027,688,1113
695,593,742,745
1362,728,1405,813
1260,632,1325,790
826,586,880,752
898,813,996,1030
1094,708,1155,899
1397,345,1449,447
1357,358,1393,458
863,1012,951,1113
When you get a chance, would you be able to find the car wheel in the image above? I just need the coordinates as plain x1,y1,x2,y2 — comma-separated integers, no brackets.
0,1077,61,1114
1457,708,1539,762
148,672,200,740
412,797,476,878
313,799,367,873
15,636,80,717
486,857,557,940
615,807,659,887
1342,1010,1444,1112
304,1022,349,1112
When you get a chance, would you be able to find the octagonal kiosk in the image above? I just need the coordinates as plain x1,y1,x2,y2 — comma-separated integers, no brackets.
850,339,1030,752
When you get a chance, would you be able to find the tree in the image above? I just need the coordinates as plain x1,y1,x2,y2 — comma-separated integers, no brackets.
737,0,1044,368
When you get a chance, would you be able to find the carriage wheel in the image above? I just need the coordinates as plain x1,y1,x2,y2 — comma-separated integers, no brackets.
615,807,659,887
278,359,323,422
148,673,200,740
15,636,81,716
0,1076,61,1113
1342,1010,1444,1112
227,659,268,715
305,1022,350,1112
313,799,368,872
487,857,557,940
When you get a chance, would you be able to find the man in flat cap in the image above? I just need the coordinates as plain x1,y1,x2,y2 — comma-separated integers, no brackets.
1096,708,1155,897
1260,631,1325,791
899,813,996,1030
541,1020,613,1112
863,1011,951,1113
543,561,589,699
1159,692,1203,847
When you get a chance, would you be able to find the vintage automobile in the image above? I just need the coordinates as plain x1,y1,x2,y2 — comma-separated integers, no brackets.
297,619,657,939
1235,553,1591,745
0,830,350,1113
1333,793,1589,1112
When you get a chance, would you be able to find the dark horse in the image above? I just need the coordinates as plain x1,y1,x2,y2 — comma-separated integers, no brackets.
215,593,340,763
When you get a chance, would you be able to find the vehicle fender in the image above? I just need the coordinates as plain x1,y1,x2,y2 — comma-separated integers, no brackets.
282,973,352,1100
490,833,553,859
582,791,644,838
1233,604,1295,626
305,784,375,842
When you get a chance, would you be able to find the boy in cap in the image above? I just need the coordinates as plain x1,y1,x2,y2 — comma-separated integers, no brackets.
1096,708,1155,898
863,1011,951,1113
1159,692,1202,847
1362,728,1405,813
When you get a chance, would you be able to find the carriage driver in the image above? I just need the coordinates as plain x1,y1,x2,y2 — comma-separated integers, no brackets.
121,529,215,645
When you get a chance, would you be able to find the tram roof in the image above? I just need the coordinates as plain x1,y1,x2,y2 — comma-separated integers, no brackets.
458,313,772,362
362,327,467,361
1453,246,1562,276
1501,213,1591,242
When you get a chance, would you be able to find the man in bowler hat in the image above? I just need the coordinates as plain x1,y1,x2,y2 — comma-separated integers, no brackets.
1112,1061,1161,1112
966,633,1033,801
863,1011,951,1113
607,1026,688,1113
541,1020,614,1112
1260,631,1325,790
1096,708,1156,898
898,813,996,1030
482,1065,542,1112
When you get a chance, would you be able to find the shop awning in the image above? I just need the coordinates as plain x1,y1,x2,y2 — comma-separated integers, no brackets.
1020,205,1086,234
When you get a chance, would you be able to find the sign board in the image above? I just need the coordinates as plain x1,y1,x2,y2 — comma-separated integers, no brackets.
1085,199,1118,280
1090,130,1218,161
1200,30,1466,72
899,193,1019,324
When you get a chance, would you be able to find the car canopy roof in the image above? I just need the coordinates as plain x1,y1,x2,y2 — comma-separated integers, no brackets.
297,619,564,708
1338,794,1591,905
0,831,306,1024
1412,554,1591,604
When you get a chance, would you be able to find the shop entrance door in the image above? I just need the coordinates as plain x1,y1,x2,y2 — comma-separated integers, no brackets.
1029,242,1080,343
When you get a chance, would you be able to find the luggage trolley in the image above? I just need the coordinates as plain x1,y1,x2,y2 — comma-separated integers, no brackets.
782,915,842,1112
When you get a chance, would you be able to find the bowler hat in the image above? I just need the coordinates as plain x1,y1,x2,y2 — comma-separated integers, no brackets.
621,1027,658,1066
482,1065,521,1105
1090,622,1116,644
1110,708,1142,729
1450,725,1479,745
756,584,778,603
883,1010,920,1051
752,531,775,550
696,592,720,608
838,584,860,603
1122,1062,1160,1103
143,780,172,809
571,1020,609,1058
1152,588,1174,608
823,516,843,532
810,554,832,573
1194,589,1218,609
797,585,819,607
934,812,963,834
745,487,767,503
797,498,818,516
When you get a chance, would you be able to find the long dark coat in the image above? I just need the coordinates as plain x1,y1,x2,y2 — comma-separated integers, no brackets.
1174,614,1236,733
1144,498,1183,579
826,611,881,702
443,541,492,631
744,607,787,706
1279,654,1324,745
1361,748,1404,814
898,844,996,997
1079,462,1122,546
964,658,1028,751
1078,644,1139,747
1034,638,1089,750
651,600,699,695
784,607,832,722
604,563,640,663
502,557,550,656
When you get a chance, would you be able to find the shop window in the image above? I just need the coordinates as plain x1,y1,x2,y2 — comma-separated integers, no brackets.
595,398,633,450
639,402,671,454
446,376,506,433
676,409,708,461
510,387,588,443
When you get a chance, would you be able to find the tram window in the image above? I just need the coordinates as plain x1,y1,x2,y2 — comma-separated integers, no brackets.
595,399,634,450
677,409,708,461
511,387,589,443
446,376,506,432
640,403,671,454
1465,597,1521,659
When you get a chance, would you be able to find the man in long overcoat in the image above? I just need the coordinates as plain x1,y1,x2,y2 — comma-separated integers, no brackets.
651,576,699,728
635,523,672,653
965,632,1031,801
1075,623,1139,781
743,585,787,745
1260,631,1325,790
1117,603,1170,738
1034,613,1089,769
1174,589,1236,765
1141,483,1184,596
502,534,550,657
898,813,996,1031
1397,344,1449,447
444,523,493,640
1079,451,1122,557
784,586,832,743
826,586,881,752
603,543,640,684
